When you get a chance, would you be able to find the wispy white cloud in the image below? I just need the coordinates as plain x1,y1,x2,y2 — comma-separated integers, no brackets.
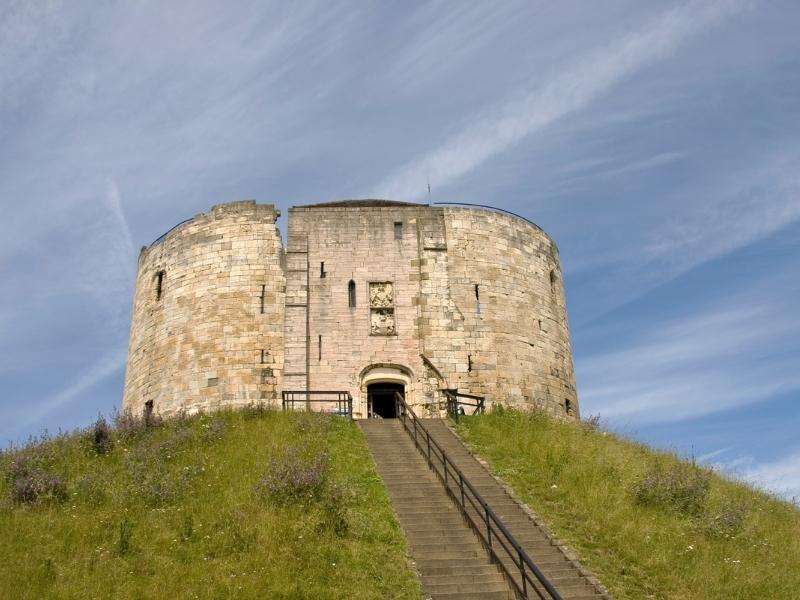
707,450,800,503
371,1,744,200
600,151,685,178
105,177,134,254
383,2,528,92
13,350,126,434
740,451,800,503
697,446,732,463
0,176,139,431
565,145,800,327
643,159,800,276
579,292,800,425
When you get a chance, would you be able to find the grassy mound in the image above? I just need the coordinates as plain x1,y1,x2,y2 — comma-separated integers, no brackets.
0,409,420,599
455,408,800,600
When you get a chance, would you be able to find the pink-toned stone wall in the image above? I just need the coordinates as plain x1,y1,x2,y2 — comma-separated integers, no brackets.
285,204,431,418
287,202,578,419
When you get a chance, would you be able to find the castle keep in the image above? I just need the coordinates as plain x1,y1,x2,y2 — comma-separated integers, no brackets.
123,200,578,420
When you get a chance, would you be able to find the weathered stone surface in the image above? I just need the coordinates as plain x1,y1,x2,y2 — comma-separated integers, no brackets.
123,200,284,416
123,199,578,420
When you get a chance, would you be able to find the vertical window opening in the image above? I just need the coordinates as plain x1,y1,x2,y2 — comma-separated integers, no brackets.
320,262,326,278
468,354,473,372
144,400,154,422
318,335,322,361
260,349,267,364
474,284,481,315
394,221,403,240
155,270,165,301
549,270,557,291
348,280,356,307
565,399,573,416
260,285,265,314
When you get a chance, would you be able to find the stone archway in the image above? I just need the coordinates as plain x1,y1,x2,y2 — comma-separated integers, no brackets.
359,364,413,418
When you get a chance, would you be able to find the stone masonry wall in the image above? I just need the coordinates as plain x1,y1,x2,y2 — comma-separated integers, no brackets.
122,201,284,417
441,208,578,417
287,204,431,418
290,202,578,419
122,199,578,420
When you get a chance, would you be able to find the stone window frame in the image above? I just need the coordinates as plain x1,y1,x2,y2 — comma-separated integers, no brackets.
348,280,357,308
154,269,166,301
368,280,398,336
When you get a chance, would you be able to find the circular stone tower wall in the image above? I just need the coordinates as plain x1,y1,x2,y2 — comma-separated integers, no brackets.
122,201,285,417
436,207,578,417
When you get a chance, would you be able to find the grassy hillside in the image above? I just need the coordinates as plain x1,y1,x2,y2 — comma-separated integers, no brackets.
0,408,420,599
455,408,800,600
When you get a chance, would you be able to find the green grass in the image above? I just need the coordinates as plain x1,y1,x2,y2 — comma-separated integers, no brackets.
0,409,421,599
454,408,800,600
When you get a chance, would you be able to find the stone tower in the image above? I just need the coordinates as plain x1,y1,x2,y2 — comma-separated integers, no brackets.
123,199,578,419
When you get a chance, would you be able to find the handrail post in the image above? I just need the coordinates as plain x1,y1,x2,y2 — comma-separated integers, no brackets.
519,549,528,597
427,434,431,467
485,505,492,550
459,472,465,507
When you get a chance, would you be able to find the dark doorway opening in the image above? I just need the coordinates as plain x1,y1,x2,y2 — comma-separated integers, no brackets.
367,383,404,418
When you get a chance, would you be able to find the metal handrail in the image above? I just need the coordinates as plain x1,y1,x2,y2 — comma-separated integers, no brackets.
148,217,194,247
281,390,353,419
432,201,545,233
394,392,562,600
443,389,486,422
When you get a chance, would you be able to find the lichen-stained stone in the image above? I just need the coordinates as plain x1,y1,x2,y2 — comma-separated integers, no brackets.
123,199,578,421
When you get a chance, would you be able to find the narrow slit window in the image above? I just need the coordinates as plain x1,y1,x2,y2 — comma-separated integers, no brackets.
549,270,557,291
320,262,326,278
144,399,154,421
155,270,165,301
468,354,473,372
260,285,266,314
348,280,356,307
394,221,403,240
475,284,481,315
565,399,573,416
260,349,267,364
318,335,322,361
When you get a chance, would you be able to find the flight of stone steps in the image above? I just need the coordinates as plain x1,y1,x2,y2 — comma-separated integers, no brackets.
359,418,609,599
360,420,516,599
422,419,608,600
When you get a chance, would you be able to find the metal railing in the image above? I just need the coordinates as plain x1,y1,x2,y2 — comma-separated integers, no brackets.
432,201,545,233
148,218,194,247
281,390,353,419
443,389,486,422
394,392,562,600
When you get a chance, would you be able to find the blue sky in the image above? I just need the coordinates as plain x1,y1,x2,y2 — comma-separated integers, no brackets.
1,1,798,500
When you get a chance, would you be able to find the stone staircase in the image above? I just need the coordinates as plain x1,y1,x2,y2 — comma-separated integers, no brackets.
422,419,607,600
360,418,609,599
360,420,516,599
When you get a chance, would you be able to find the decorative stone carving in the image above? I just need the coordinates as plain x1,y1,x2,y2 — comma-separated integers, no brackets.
369,282,393,307
370,282,395,335
370,308,395,335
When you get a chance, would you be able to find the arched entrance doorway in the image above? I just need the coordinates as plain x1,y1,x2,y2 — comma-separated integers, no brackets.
360,364,413,419
367,382,404,418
